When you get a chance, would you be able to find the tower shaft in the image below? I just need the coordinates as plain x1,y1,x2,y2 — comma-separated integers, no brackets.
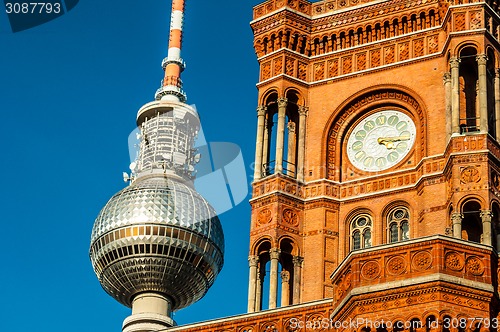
90,1,224,331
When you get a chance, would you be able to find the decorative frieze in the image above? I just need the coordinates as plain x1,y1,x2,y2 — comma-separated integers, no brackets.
309,33,439,83
330,236,493,309
257,208,273,225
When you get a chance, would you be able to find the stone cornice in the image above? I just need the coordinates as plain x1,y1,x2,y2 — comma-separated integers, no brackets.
167,299,332,331
330,235,496,318
251,8,312,35
252,0,442,37
310,0,441,32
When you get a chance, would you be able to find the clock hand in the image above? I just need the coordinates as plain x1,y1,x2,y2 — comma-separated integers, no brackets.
377,135,410,149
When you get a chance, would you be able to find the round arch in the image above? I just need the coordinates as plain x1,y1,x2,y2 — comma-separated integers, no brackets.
452,41,480,58
383,202,411,243
491,200,500,250
278,236,300,256
251,236,273,256
346,208,374,251
284,88,305,106
457,195,486,210
260,88,279,106
486,45,498,68
459,197,485,243
323,85,428,180
382,200,412,218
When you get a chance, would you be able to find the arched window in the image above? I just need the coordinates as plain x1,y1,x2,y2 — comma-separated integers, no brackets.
387,207,410,243
410,318,422,332
351,214,372,250
394,321,404,332
426,315,437,332
442,315,452,332
458,47,479,133
461,200,482,243
492,201,500,250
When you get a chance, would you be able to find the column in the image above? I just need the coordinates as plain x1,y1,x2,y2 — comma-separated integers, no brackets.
297,106,308,182
124,293,174,332
292,256,303,305
247,255,259,313
283,31,289,48
254,107,267,181
268,248,281,309
275,98,287,174
477,54,489,133
255,269,265,311
443,72,452,139
480,210,493,246
280,270,290,307
287,121,296,177
451,212,463,239
495,69,500,140
262,119,272,176
450,57,461,135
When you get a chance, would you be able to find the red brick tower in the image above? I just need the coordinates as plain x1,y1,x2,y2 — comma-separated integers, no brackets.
165,1,500,331
245,0,500,327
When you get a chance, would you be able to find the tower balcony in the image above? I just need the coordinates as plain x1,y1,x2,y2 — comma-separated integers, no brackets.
162,56,185,70
261,159,296,179
330,235,496,326
155,76,186,102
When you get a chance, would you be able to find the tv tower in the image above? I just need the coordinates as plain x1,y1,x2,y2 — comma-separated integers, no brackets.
89,1,224,331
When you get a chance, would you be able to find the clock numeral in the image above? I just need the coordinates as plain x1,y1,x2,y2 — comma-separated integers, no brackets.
364,120,375,131
396,121,408,131
355,130,366,140
376,115,387,125
363,157,374,167
352,141,363,151
400,130,411,138
396,142,408,153
387,151,399,162
388,115,399,126
376,158,387,168
355,151,366,161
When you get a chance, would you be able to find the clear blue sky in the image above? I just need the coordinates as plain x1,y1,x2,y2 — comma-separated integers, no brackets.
0,1,263,330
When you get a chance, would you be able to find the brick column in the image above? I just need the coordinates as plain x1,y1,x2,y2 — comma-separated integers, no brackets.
297,106,308,182
450,57,461,135
280,270,290,307
268,248,281,309
477,54,489,133
292,256,303,304
275,98,288,174
247,255,259,312
451,212,463,239
443,72,452,139
253,107,267,181
480,210,493,246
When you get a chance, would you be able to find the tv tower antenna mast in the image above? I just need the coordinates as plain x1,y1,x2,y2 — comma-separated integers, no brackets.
156,0,187,102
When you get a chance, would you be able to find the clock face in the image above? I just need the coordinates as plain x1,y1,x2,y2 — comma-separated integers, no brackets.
346,110,416,172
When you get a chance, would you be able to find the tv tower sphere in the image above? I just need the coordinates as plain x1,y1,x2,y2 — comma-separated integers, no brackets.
89,101,225,315
89,174,224,310
89,1,224,329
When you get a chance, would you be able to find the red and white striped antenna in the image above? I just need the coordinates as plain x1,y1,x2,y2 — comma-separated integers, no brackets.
156,0,187,102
